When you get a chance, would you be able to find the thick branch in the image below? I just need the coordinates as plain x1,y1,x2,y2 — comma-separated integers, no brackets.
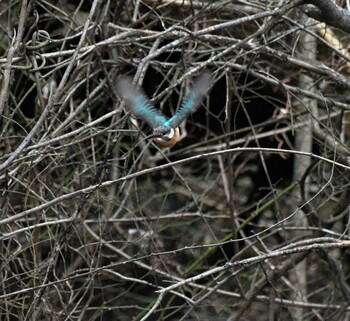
302,0,350,33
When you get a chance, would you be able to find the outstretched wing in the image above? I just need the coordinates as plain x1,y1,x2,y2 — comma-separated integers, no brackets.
164,72,211,128
116,76,167,128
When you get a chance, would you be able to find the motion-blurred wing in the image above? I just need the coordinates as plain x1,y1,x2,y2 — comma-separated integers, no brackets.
116,76,167,128
165,72,211,128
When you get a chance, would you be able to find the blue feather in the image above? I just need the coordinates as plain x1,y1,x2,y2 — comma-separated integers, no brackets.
165,72,210,128
116,76,167,128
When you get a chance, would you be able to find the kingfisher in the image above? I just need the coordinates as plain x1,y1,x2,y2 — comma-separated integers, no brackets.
116,72,211,148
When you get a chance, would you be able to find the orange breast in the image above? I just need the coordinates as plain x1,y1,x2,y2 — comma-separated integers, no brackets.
154,127,180,148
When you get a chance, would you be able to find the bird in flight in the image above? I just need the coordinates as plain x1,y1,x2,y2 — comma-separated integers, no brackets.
116,72,211,148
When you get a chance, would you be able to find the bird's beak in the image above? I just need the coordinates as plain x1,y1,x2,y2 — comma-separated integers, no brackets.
148,131,164,138
148,132,163,139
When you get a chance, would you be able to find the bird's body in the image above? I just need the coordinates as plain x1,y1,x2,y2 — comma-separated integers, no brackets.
116,72,210,148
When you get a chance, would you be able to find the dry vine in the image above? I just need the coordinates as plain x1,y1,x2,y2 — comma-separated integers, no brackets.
0,0,350,320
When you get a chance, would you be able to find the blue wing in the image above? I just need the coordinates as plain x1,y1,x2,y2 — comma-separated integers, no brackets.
164,72,211,128
116,76,168,128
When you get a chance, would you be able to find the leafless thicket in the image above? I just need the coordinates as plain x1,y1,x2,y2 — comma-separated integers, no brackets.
1,0,350,320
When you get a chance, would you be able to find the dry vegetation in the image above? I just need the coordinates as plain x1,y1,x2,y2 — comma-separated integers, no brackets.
1,0,350,320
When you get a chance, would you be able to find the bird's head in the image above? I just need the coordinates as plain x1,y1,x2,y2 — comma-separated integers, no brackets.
149,126,180,148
